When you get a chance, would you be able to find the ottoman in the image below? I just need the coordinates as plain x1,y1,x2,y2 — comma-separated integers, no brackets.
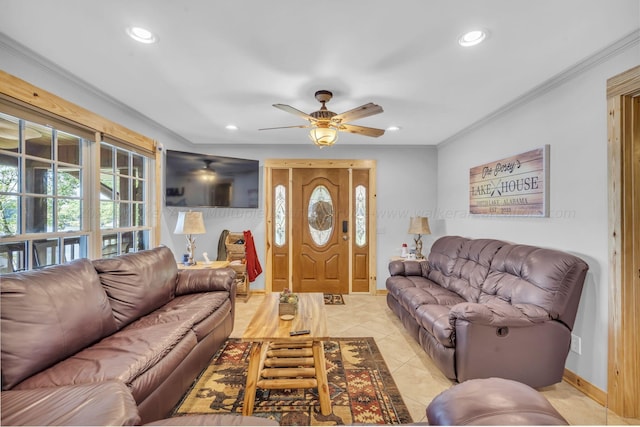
426,377,568,425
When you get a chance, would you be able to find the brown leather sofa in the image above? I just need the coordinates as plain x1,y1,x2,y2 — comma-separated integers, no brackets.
1,246,238,425
386,236,588,388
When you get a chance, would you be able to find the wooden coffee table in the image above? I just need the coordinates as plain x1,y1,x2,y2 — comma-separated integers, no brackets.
241,292,331,416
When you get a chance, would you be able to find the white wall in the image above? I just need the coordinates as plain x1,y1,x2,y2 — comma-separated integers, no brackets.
436,41,639,391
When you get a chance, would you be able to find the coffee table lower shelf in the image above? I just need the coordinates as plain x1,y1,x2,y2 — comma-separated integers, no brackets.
242,339,331,416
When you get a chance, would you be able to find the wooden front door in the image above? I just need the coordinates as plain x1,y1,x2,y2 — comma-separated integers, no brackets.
292,168,349,294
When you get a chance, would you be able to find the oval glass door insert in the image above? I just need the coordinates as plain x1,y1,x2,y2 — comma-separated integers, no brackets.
308,185,333,246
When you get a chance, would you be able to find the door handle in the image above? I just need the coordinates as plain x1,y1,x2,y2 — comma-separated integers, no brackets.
342,235,348,241
342,220,348,233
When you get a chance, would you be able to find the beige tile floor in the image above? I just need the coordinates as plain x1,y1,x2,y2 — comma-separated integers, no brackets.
231,294,639,425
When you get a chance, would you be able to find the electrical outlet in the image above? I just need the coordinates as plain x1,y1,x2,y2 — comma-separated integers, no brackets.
570,333,582,355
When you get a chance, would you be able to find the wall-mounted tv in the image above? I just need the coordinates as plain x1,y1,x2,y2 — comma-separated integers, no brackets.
164,150,259,208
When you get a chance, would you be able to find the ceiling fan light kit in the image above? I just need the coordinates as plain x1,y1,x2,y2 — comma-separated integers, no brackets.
309,124,339,147
260,90,385,147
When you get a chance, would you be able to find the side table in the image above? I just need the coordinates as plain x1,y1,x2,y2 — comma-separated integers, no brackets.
177,260,230,270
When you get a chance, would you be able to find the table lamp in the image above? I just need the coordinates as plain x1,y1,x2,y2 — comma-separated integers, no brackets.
174,211,206,265
408,216,431,259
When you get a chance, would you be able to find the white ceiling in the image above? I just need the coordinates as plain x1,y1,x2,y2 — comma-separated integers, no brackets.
1,1,638,146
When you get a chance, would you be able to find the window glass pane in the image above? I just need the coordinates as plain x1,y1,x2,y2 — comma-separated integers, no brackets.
0,195,19,236
57,198,81,231
63,236,86,261
57,131,81,166
118,175,130,201
275,185,286,247
308,185,333,246
100,173,115,199
25,159,53,195
135,230,150,252
119,202,131,228
25,122,52,160
132,154,144,179
100,201,115,229
0,154,20,195
132,202,144,226
101,144,113,170
355,185,367,247
133,178,144,201
116,149,129,175
101,233,118,258
122,231,133,253
24,196,53,233
0,241,26,272
0,114,21,153
57,167,81,197
32,238,59,267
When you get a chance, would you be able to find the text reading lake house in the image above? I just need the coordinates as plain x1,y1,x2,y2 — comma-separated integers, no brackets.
469,146,549,216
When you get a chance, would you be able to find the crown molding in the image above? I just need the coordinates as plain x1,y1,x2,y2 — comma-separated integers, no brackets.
0,33,194,147
438,29,640,149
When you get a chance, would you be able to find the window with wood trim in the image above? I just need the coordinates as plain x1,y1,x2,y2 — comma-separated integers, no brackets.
0,102,155,272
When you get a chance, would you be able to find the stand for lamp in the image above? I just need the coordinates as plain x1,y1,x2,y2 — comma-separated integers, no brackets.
414,234,424,259
185,234,196,266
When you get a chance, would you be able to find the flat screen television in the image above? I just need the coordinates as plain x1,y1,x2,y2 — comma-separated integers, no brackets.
164,150,259,208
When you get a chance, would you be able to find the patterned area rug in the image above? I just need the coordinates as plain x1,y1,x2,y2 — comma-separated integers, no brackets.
173,337,412,425
323,293,345,305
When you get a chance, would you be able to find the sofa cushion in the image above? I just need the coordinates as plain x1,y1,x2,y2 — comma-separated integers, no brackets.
485,244,589,323
128,292,232,341
13,319,196,392
415,304,455,347
94,246,178,329
429,238,506,302
1,259,117,390
1,381,141,426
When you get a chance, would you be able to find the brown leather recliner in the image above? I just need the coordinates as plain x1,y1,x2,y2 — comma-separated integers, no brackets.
386,236,588,388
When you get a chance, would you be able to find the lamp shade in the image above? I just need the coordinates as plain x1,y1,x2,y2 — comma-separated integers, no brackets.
174,211,206,235
408,216,431,235
309,126,339,147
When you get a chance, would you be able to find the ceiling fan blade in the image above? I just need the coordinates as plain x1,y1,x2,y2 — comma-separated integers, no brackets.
258,124,311,131
273,104,315,121
332,103,383,124
339,124,385,138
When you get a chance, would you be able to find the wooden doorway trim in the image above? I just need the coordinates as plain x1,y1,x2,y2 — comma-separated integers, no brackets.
264,159,377,294
607,64,640,418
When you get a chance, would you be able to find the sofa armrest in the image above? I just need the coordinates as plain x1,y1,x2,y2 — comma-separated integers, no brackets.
450,301,550,328
176,267,236,296
389,260,429,277
1,381,140,426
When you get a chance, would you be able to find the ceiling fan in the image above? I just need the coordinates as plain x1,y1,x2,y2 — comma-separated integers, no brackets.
259,90,385,147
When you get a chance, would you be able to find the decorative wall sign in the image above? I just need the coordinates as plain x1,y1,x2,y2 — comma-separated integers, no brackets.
469,146,549,216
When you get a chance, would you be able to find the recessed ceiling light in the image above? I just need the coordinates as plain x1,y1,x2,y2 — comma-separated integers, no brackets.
225,124,238,131
458,29,487,47
386,126,401,131
126,26,157,44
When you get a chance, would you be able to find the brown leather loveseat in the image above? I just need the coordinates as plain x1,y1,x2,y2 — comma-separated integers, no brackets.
386,235,588,388
1,246,237,424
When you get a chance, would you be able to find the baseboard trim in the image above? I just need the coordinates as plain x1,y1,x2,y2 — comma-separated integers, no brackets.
563,369,607,407
375,289,388,296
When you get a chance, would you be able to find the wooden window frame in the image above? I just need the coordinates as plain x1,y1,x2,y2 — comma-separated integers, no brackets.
0,70,161,252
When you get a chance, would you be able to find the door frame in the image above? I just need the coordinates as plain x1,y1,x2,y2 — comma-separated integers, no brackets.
264,159,377,294
607,65,640,418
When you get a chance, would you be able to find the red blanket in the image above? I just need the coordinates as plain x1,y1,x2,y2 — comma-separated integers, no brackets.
243,230,262,282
